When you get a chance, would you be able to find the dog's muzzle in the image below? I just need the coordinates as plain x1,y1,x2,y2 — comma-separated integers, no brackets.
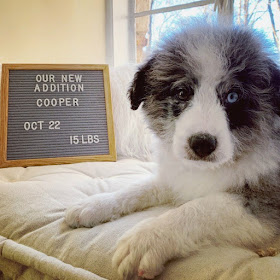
188,133,217,158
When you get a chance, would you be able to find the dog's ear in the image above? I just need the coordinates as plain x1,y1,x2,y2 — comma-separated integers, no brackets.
269,61,280,116
128,58,154,110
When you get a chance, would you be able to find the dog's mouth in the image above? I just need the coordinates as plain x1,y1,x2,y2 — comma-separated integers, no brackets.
182,133,234,168
173,129,234,169
182,145,234,170
182,150,231,170
185,151,217,163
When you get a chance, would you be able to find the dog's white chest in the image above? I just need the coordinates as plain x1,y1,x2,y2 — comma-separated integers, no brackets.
158,160,231,203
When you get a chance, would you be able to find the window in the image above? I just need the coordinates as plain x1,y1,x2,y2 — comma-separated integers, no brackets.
134,0,216,62
234,0,280,53
132,0,280,63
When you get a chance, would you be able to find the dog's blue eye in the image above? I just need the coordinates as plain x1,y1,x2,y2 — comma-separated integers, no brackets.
226,92,239,103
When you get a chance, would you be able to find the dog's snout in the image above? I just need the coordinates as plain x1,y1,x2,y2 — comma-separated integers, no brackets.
188,133,217,158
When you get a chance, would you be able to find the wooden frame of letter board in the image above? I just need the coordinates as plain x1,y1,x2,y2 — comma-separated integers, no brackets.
0,64,116,168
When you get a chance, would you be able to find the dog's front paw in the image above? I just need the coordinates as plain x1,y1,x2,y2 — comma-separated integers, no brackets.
112,218,168,280
65,193,118,228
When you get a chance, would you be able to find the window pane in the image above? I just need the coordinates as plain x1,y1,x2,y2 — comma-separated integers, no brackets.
135,0,213,13
150,4,214,47
136,15,151,62
152,0,212,10
136,4,215,62
234,0,280,53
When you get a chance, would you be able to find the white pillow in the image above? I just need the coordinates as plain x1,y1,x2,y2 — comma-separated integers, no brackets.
110,65,154,161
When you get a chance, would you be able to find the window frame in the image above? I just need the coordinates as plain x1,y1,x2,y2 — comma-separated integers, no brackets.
106,0,234,66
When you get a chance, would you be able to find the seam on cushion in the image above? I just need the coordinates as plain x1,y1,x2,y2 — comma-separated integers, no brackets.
2,238,107,280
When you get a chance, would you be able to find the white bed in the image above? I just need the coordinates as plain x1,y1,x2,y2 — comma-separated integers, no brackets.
1,65,280,280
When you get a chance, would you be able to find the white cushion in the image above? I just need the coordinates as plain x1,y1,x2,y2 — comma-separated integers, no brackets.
1,160,280,280
110,65,154,161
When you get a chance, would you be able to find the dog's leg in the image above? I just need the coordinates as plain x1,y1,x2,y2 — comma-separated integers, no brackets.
113,192,274,280
65,177,172,228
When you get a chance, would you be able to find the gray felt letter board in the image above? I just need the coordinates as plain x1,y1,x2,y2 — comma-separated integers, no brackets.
0,64,116,167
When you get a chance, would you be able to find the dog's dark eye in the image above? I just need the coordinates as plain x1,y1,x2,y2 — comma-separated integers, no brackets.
226,92,239,104
176,88,189,101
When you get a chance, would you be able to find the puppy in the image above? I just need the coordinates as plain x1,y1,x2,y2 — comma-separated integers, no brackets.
65,21,280,280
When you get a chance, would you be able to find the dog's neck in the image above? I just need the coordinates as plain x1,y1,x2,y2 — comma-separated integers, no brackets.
156,141,279,204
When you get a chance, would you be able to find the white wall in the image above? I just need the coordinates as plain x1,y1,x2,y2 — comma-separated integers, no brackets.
0,0,106,64
111,0,131,66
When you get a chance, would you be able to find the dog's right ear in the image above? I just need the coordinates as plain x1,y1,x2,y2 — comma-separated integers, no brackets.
128,58,154,110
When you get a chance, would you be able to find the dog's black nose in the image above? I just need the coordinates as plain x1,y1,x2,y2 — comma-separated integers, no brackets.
188,133,217,158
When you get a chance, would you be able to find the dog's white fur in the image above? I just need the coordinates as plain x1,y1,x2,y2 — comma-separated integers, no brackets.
65,23,280,280
65,173,273,279
172,89,234,170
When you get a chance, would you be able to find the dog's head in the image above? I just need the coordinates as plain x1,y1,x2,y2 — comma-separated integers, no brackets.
129,23,280,169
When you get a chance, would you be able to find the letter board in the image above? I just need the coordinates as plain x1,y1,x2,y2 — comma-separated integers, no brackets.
0,64,116,167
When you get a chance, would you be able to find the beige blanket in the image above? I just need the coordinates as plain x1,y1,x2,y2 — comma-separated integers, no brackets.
0,159,280,280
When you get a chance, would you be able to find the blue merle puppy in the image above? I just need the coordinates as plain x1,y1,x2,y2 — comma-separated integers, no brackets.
66,21,280,279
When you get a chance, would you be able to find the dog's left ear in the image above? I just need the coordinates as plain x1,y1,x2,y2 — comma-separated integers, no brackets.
269,61,280,116
128,58,154,110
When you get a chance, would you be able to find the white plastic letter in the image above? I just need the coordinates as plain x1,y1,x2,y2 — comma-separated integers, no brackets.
37,99,42,107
